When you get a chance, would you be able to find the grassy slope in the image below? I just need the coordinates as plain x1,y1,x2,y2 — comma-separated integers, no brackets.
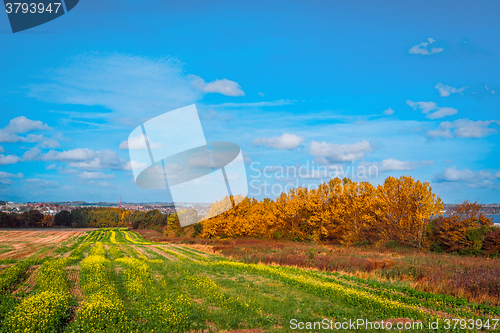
0,229,499,332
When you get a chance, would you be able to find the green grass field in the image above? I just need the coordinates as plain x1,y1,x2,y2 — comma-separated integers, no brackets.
0,228,499,332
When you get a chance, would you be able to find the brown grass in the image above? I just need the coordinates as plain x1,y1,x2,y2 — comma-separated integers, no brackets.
135,229,170,242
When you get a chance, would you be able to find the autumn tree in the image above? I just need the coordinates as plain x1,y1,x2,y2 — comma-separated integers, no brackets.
433,201,493,253
41,214,54,227
375,176,443,248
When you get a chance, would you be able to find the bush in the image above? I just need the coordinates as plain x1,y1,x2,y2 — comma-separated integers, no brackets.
483,228,500,254
384,240,399,249
430,242,444,253
191,223,203,238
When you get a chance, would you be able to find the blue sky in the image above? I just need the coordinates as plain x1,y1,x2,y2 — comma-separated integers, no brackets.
0,0,499,203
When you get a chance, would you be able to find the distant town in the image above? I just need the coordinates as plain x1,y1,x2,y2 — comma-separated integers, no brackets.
0,200,212,217
0,200,499,217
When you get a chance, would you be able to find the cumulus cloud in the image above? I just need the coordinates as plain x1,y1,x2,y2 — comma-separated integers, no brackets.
38,137,60,148
42,148,96,162
39,148,128,170
309,140,372,163
0,154,21,165
119,134,163,150
252,133,305,150
435,83,468,97
0,116,52,143
0,171,24,185
434,166,500,188
406,100,457,119
427,119,499,139
0,145,4,153
23,147,42,160
359,159,434,175
28,54,245,120
78,171,115,180
68,150,127,170
383,108,395,115
409,38,444,55
191,76,245,97
3,116,51,133
125,160,149,172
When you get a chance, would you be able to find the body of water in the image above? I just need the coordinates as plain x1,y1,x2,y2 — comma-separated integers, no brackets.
487,215,500,225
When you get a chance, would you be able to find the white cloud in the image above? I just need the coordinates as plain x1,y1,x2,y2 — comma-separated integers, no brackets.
409,38,444,55
380,159,434,171
0,171,23,185
435,166,477,182
0,145,4,153
0,154,21,165
383,108,395,115
359,159,434,174
0,116,52,143
406,100,437,114
435,83,468,97
309,140,372,163
68,150,127,170
192,76,245,97
406,100,457,119
426,107,458,119
258,92,265,97
0,171,23,179
119,134,163,150
43,148,96,162
125,160,148,171
427,119,499,139
78,171,115,180
23,147,42,160
28,54,245,120
37,137,60,148
3,116,51,133
434,167,500,189
252,133,305,150
40,148,127,170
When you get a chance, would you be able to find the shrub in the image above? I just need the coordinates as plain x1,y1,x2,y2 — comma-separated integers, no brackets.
430,242,444,253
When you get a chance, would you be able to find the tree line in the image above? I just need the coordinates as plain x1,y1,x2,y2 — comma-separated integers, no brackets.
0,207,182,233
201,176,499,255
1,175,498,255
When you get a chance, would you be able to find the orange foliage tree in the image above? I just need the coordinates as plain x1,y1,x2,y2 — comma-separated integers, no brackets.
433,201,493,253
40,214,54,227
201,175,444,248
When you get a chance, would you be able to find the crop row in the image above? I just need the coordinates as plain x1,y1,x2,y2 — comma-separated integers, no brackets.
70,242,129,332
121,231,150,245
115,249,194,332
305,269,496,319
0,260,34,293
2,258,71,333
209,260,432,321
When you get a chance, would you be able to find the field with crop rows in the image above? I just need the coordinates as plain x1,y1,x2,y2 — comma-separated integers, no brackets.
0,228,499,332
